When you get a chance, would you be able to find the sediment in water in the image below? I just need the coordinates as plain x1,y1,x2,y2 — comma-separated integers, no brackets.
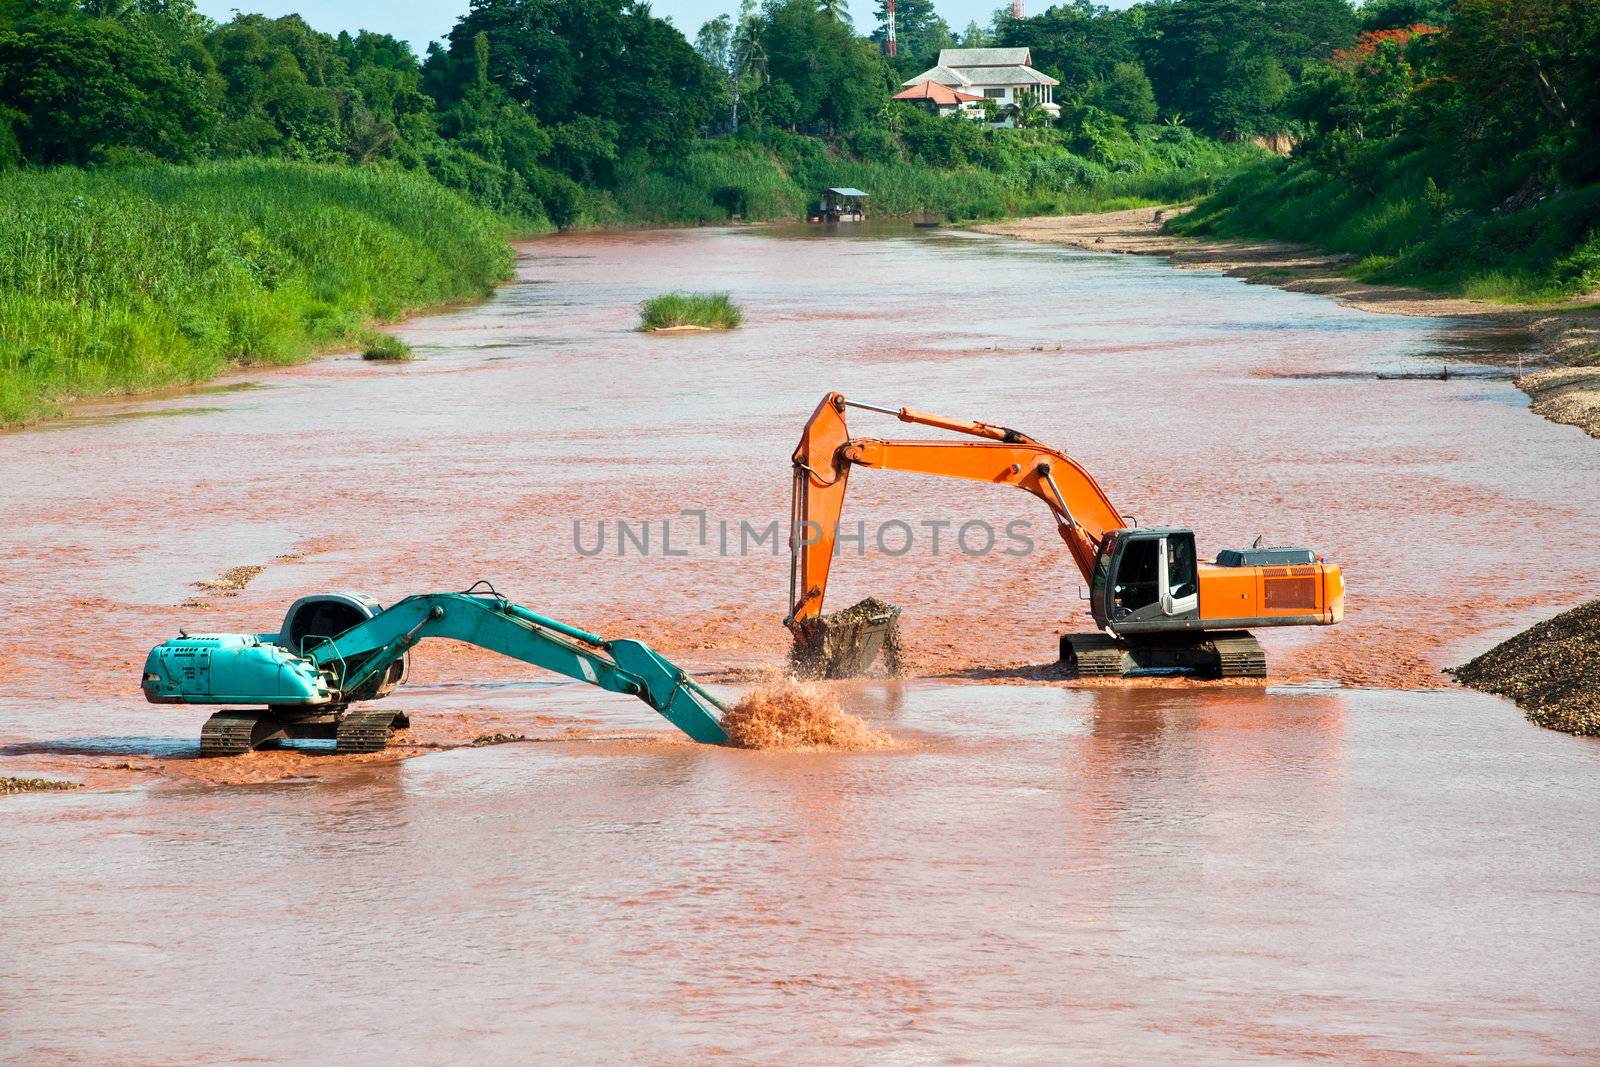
1,776,79,795
721,680,893,750
1449,599,1600,736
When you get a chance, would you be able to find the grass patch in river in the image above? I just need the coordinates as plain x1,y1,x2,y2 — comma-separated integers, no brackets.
361,332,413,361
638,292,742,332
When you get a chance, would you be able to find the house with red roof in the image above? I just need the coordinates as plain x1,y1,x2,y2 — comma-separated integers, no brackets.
891,80,986,118
899,47,1061,127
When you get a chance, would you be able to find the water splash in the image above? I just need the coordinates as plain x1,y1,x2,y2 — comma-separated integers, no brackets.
722,680,893,751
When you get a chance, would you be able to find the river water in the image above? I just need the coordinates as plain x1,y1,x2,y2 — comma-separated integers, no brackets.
3,224,1598,1061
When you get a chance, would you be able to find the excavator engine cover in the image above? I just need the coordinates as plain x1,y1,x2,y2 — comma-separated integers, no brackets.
142,635,333,705
791,597,903,679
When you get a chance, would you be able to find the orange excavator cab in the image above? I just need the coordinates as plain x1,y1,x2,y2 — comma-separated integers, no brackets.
786,392,1344,678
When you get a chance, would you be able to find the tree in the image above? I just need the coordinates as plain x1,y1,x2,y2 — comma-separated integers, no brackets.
817,0,851,23
1442,0,1600,182
1011,91,1047,128
869,0,953,66
0,11,213,164
695,13,733,71
443,0,719,160
730,0,767,130
995,0,1136,94
757,0,889,133
1090,60,1157,124
1141,0,1355,137
204,15,347,159
1357,0,1452,31
131,0,214,47
695,13,743,131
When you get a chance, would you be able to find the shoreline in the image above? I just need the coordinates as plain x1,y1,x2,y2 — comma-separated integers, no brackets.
974,208,1600,439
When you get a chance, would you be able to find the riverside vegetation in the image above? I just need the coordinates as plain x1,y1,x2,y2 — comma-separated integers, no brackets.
2,0,1595,423
0,162,511,424
1173,2,1600,303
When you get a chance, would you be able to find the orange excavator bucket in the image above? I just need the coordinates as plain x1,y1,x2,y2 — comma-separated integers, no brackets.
790,596,902,678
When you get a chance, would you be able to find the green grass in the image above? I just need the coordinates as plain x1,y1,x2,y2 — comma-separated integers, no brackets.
360,331,413,360
638,292,743,331
0,159,513,426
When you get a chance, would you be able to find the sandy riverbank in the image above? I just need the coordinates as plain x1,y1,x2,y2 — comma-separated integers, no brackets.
975,208,1600,439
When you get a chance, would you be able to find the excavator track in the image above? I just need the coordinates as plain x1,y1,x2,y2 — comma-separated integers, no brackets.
1061,631,1268,679
335,709,404,754
1209,631,1267,678
1060,633,1126,677
198,711,286,757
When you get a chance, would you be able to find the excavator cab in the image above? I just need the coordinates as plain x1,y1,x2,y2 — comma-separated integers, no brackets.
1071,525,1262,676
1090,528,1200,632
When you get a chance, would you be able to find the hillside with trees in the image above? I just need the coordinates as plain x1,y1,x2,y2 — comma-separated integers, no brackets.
1,0,1596,424
0,0,1380,228
1176,0,1600,300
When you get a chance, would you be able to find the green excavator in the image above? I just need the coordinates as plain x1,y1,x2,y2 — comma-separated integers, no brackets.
141,582,730,754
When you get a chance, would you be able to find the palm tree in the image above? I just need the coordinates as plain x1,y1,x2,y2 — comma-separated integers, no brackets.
731,13,768,133
1013,93,1047,129
817,0,852,26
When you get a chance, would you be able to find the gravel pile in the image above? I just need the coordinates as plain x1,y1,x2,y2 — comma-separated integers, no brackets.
1449,599,1600,736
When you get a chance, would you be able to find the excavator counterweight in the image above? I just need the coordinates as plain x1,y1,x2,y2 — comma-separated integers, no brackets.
786,392,1345,679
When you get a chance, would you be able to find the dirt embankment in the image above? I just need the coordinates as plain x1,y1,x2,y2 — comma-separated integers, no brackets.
1449,599,1600,736
975,208,1600,439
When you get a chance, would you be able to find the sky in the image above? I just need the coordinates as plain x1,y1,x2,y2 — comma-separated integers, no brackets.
192,0,1043,55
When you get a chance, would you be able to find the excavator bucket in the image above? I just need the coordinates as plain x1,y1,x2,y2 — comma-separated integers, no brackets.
791,597,903,679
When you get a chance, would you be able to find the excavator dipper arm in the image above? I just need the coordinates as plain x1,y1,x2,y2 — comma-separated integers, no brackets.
306,593,729,744
788,392,1126,630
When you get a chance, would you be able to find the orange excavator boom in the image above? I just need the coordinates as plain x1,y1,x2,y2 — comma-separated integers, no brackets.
788,392,1125,630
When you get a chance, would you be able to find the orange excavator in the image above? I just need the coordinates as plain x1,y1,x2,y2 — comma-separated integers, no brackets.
786,392,1345,678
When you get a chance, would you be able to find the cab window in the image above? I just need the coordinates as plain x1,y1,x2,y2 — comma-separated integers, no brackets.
1092,543,1112,604
1166,532,1197,600
1114,538,1160,613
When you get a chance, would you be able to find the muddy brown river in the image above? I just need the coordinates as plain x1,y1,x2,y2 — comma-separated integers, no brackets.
3,225,1598,1061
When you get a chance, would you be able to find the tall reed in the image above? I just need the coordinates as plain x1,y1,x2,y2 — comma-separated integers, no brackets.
0,160,513,426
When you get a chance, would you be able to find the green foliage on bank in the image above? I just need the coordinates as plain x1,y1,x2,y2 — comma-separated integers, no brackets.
1174,5,1600,302
0,160,513,425
1179,158,1600,302
0,0,1345,231
591,124,1261,226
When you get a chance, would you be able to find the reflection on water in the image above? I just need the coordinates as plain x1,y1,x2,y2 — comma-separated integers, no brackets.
2,227,1599,1060
4,684,1597,1061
